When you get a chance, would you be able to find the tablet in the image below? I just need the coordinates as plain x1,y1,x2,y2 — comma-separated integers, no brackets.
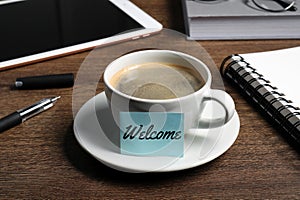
0,0,162,70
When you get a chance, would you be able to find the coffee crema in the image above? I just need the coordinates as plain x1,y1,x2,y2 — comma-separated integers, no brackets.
110,63,205,100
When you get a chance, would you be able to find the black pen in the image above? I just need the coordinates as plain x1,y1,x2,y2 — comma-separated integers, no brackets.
0,96,60,133
15,73,74,89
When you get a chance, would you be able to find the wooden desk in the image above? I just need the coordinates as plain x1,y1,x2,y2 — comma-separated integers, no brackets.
0,0,299,199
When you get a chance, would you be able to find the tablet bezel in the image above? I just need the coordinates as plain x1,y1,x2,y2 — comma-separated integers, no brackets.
0,0,162,70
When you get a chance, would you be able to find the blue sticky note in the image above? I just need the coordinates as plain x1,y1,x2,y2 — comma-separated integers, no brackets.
120,112,184,157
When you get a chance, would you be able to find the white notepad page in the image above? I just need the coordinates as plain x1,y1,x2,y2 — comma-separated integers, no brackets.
241,46,300,107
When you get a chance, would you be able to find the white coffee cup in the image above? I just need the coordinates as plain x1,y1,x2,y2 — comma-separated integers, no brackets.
103,50,235,131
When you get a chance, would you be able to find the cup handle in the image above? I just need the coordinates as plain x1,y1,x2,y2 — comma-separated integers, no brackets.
198,89,235,128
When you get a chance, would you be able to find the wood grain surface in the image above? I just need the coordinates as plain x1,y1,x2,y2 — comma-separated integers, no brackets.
0,0,299,199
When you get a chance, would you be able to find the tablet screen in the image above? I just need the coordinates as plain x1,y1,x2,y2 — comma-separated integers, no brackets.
0,0,144,62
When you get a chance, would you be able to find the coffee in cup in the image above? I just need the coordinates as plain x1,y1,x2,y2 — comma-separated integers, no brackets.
104,49,235,129
103,50,235,157
109,62,206,100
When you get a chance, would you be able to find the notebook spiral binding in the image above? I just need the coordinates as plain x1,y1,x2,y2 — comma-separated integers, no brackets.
221,54,300,147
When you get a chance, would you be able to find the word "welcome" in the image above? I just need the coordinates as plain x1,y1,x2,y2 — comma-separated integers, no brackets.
123,124,182,140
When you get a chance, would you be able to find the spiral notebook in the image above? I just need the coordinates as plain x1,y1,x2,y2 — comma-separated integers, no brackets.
221,47,300,150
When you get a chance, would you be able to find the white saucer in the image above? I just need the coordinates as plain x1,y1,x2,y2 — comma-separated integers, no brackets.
73,92,240,173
